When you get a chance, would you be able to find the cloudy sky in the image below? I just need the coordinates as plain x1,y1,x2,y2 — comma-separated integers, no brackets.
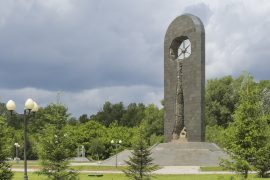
0,0,270,117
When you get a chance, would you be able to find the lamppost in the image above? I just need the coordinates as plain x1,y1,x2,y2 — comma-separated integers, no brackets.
6,98,39,180
110,139,122,168
14,143,20,164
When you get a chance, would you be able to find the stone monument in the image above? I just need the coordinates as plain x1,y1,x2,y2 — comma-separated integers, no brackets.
101,14,227,166
71,145,89,162
164,14,205,142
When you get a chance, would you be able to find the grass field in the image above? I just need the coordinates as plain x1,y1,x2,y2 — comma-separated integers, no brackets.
200,166,228,171
11,161,226,172
11,162,128,171
13,172,270,180
10,161,270,179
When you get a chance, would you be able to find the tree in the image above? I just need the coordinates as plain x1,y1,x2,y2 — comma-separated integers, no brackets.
221,74,270,178
0,116,13,179
88,138,105,160
90,102,126,127
37,104,78,180
140,104,164,145
121,103,145,127
261,88,270,123
205,76,238,127
123,132,159,180
67,117,79,126
37,125,78,180
205,125,225,147
78,114,89,124
30,104,70,134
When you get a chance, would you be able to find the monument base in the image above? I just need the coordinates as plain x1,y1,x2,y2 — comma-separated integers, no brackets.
101,142,227,166
151,142,227,166
70,157,90,162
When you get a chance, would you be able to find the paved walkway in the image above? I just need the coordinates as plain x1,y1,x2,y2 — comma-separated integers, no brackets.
12,166,238,175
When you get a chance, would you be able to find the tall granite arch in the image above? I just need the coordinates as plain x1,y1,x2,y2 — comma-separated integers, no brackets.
164,14,205,142
101,14,227,166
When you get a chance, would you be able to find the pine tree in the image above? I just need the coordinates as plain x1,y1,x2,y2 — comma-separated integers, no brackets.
123,132,159,180
37,125,78,180
0,116,13,180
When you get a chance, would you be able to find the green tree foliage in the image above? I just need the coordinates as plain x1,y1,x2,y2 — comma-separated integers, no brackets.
206,76,238,127
91,102,125,127
30,104,70,134
221,74,270,178
141,104,164,145
124,132,159,180
67,117,79,126
0,116,13,179
66,120,139,160
121,103,145,127
37,125,78,180
37,104,78,179
205,125,225,147
261,88,270,123
88,138,105,160
90,102,146,127
66,120,108,159
0,102,7,115
5,111,23,130
106,123,139,152
78,114,89,124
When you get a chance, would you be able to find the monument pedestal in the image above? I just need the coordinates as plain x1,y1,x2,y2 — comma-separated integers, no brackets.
70,157,90,162
101,142,227,166
150,142,227,166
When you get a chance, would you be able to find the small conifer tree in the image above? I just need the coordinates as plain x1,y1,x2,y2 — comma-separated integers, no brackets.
124,131,159,180
37,125,78,180
0,117,13,180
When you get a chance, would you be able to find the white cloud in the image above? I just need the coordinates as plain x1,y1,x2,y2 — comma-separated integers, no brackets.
0,85,163,117
204,0,270,79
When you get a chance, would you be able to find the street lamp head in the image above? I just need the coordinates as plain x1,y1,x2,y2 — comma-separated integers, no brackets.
6,100,16,111
31,102,39,112
14,142,19,146
111,140,114,144
119,140,122,144
25,98,34,110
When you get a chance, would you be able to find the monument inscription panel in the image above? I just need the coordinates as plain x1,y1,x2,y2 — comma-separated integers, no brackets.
164,14,205,142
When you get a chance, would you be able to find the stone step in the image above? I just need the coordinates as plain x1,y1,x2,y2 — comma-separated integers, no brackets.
101,142,227,166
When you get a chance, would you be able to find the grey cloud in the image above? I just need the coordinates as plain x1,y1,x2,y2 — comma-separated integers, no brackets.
204,1,270,80
183,2,213,25
0,0,167,91
0,85,163,117
1,0,270,116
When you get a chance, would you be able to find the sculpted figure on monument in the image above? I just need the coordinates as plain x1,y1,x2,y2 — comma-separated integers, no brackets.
170,39,191,141
172,56,185,140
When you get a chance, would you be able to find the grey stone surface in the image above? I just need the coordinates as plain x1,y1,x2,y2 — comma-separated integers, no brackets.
100,149,131,166
151,142,227,166
70,157,90,162
164,14,205,142
101,142,227,166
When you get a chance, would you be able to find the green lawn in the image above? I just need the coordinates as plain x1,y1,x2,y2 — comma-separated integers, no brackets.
200,166,228,171
12,164,128,171
13,172,270,180
10,160,40,165
71,165,128,171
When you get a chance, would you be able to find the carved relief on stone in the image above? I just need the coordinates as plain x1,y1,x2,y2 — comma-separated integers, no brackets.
169,38,191,141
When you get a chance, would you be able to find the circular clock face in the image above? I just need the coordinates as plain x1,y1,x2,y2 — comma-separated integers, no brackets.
177,39,191,60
